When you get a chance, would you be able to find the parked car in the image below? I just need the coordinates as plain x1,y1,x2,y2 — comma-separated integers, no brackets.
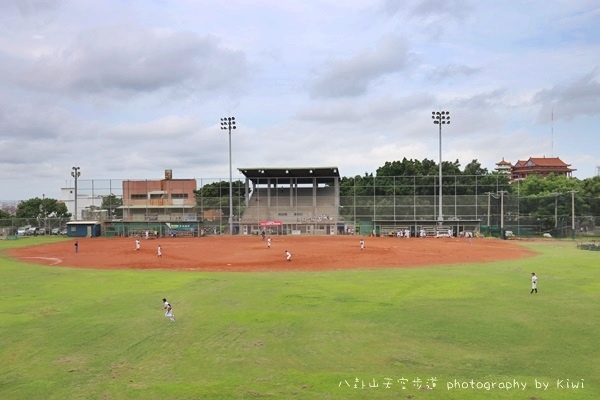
36,227,46,235
17,227,29,236
51,228,60,235
27,227,37,236
60,227,68,235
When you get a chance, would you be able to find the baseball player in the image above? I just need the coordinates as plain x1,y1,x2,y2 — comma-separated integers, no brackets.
162,298,175,322
530,273,538,294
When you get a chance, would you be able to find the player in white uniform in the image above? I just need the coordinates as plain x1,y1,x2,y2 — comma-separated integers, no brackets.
530,273,538,294
267,236,271,249
285,250,291,261
135,239,140,251
162,298,175,322
360,239,365,250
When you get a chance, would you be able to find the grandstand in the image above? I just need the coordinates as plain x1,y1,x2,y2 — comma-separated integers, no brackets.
238,167,342,235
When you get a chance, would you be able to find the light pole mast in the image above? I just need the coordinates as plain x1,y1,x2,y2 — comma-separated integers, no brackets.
220,117,236,235
432,110,450,223
71,166,81,220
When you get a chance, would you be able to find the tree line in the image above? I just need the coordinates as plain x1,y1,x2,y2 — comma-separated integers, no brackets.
3,158,599,225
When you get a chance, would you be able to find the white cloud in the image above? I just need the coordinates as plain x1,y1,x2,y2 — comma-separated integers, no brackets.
2,0,62,16
534,69,600,121
11,26,248,97
310,35,413,98
0,0,599,201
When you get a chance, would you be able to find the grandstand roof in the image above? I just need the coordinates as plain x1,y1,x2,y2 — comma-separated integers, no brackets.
238,167,340,185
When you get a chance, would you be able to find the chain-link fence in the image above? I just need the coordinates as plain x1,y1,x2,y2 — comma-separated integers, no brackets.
0,217,70,237
2,175,599,238
339,175,599,238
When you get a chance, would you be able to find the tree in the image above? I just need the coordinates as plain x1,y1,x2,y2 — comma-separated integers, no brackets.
580,175,600,195
462,159,489,176
376,157,449,177
579,176,600,217
194,180,247,219
101,194,123,219
340,159,514,221
519,173,580,196
0,209,12,227
15,197,70,229
16,198,70,220
514,174,585,233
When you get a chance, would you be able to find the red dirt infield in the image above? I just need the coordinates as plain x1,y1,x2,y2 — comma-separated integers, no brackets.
8,235,536,272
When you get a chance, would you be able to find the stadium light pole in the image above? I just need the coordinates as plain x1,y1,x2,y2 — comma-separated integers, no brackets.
432,110,450,223
71,166,81,220
221,117,236,235
485,192,491,230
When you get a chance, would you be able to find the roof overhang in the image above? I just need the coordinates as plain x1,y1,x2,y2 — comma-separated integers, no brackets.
238,167,340,185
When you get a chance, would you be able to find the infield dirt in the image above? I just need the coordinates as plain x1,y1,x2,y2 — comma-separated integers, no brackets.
8,235,536,272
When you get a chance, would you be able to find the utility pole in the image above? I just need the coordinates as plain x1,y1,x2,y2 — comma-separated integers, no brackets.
570,190,578,239
499,190,508,237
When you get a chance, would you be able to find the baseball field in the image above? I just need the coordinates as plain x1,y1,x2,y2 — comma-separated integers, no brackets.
0,235,598,399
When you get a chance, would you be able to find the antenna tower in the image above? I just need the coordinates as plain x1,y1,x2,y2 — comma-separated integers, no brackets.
551,107,554,156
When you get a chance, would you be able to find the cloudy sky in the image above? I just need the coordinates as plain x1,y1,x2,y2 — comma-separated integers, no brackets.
1,0,599,200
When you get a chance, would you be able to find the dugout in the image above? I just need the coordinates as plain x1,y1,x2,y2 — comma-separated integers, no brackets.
373,219,482,237
66,221,102,238
238,167,340,235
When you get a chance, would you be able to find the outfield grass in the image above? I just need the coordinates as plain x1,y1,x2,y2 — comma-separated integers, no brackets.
0,238,598,399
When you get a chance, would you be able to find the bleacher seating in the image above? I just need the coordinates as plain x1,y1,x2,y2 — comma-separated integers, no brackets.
242,186,337,224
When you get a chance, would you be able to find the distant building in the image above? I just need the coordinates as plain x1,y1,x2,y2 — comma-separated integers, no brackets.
60,187,104,220
0,202,17,215
120,170,197,222
497,156,576,182
494,158,512,176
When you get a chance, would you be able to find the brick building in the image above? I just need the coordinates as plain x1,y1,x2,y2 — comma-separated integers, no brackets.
121,170,197,222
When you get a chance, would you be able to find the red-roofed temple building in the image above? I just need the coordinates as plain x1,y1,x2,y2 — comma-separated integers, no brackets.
495,157,575,182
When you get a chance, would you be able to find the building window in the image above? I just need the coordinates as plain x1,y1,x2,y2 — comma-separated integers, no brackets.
171,193,188,199
131,194,146,200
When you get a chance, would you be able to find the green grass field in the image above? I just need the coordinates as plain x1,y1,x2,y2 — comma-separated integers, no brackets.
0,237,598,399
